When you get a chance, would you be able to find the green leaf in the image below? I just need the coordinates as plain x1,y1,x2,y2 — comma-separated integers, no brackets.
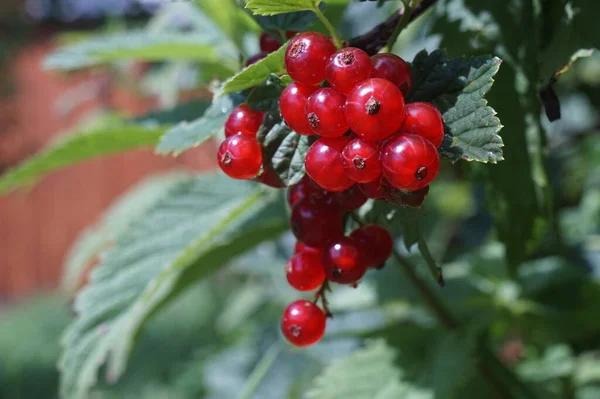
59,174,287,399
0,116,166,194
135,100,212,125
306,340,432,399
44,31,228,71
246,0,320,15
156,94,243,155
219,44,288,96
430,333,476,398
409,50,504,164
247,74,292,112
253,9,319,33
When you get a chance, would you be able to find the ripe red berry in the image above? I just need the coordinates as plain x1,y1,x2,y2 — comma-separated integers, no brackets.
345,78,405,141
290,194,344,247
295,241,322,255
246,52,268,66
224,104,264,137
286,31,298,39
380,133,440,191
322,237,368,284
259,33,281,53
371,53,412,96
401,102,445,147
217,135,263,179
359,176,388,200
287,175,324,207
332,185,367,211
281,300,327,347
255,164,285,188
286,252,326,291
325,47,374,95
342,138,381,183
285,32,336,86
305,137,354,192
280,82,319,135
350,225,393,268
305,88,349,137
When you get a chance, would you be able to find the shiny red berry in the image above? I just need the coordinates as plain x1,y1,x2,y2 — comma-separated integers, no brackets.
290,194,344,247
255,164,285,188
281,300,327,347
322,237,367,284
295,241,322,255
259,33,281,53
217,135,263,180
285,32,336,86
286,175,324,207
286,252,326,291
342,138,381,183
332,185,367,211
371,53,412,96
401,102,445,147
246,52,268,66
359,176,388,200
325,47,374,95
305,88,349,137
345,78,405,141
350,225,393,268
280,82,319,135
380,133,440,191
305,137,354,192
224,104,264,137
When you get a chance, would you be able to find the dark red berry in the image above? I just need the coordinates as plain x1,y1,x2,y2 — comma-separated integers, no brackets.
217,135,263,180
345,78,405,141
350,225,393,268
401,102,445,147
281,300,327,347
342,138,381,183
285,32,336,86
286,252,326,291
280,82,319,135
286,175,324,207
295,241,322,255
332,185,367,211
380,133,440,191
305,137,354,192
325,47,374,95
290,194,344,247
246,52,268,66
359,176,388,200
322,237,367,284
256,164,285,188
305,88,349,137
386,185,430,208
286,31,298,39
371,53,412,96
259,33,281,53
224,104,264,137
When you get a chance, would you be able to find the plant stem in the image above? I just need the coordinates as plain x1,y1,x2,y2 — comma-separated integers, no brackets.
416,227,445,287
382,0,413,53
237,342,282,399
314,3,342,48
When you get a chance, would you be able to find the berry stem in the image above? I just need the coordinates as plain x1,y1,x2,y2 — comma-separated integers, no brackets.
313,4,342,49
382,0,413,53
313,279,332,317
416,226,445,287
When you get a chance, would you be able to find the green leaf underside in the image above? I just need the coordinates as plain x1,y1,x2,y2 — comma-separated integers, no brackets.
0,117,166,194
219,44,288,95
306,340,432,399
247,74,292,112
409,50,504,164
156,94,243,155
246,0,319,15
44,31,225,71
59,174,287,399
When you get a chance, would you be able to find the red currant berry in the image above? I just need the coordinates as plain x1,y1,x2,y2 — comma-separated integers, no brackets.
280,82,319,135
286,175,324,207
380,133,440,191
224,104,264,137
281,300,327,347
256,164,285,188
259,33,281,53
359,176,388,200
401,102,445,147
371,53,412,96
290,194,344,247
285,32,336,86
322,237,367,284
325,47,373,95
386,185,430,208
305,137,354,192
350,225,393,268
305,88,349,137
294,241,322,255
246,52,268,66
341,138,381,183
217,135,263,179
332,185,367,211
345,78,405,141
286,31,298,39
286,252,326,291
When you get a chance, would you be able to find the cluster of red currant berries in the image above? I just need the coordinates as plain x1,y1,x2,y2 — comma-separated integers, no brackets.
216,31,446,347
